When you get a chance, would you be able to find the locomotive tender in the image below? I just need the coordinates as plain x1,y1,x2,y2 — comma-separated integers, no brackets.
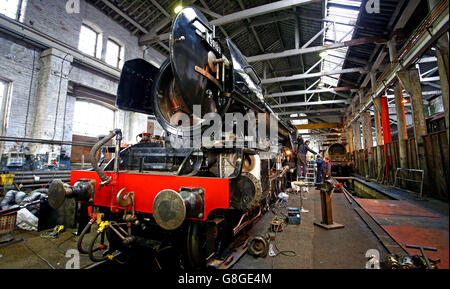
48,7,296,268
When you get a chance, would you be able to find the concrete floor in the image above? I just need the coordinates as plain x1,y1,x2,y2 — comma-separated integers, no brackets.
1,185,446,269
234,188,389,269
0,229,94,269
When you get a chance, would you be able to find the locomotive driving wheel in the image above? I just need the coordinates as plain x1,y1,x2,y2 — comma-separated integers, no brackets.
185,221,208,268
185,218,228,268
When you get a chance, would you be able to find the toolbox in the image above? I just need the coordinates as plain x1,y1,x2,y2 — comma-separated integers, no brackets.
287,207,301,224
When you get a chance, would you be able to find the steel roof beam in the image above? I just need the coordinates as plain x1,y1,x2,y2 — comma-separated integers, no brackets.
261,67,368,84
289,114,344,120
345,3,448,127
246,36,386,63
209,0,320,26
229,13,295,39
149,0,171,18
278,108,346,115
272,99,350,108
267,87,357,98
100,0,148,33
139,0,317,45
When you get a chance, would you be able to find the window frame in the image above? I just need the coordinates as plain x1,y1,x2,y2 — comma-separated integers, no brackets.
0,78,12,136
78,23,102,59
72,97,117,138
0,0,23,20
105,38,122,68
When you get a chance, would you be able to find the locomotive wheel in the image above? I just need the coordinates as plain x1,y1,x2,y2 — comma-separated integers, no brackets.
185,222,207,268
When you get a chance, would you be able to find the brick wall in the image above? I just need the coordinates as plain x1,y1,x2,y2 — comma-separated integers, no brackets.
0,0,166,167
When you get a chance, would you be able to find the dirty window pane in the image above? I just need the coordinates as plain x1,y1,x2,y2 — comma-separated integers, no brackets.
0,80,6,104
105,39,120,68
78,25,98,57
0,0,21,19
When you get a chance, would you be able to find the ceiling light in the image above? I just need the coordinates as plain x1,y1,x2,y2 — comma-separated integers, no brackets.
174,5,183,14
319,51,328,58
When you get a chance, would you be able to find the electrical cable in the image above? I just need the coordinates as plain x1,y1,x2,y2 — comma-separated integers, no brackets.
51,53,71,142
273,223,296,257
270,221,296,269
22,238,56,269
60,64,74,146
23,49,36,139
268,196,298,269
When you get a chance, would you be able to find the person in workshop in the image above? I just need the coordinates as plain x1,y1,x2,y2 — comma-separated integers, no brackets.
297,140,317,179
315,154,324,184
322,156,332,181
296,134,304,147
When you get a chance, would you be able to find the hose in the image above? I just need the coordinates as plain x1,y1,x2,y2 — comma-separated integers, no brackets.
89,130,117,185
77,221,94,254
88,228,110,262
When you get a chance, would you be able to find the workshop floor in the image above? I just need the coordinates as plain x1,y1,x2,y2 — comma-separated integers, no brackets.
0,229,94,269
233,188,389,269
0,187,447,269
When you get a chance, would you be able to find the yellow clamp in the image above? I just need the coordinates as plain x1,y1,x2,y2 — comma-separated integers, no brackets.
96,213,104,225
54,225,64,234
107,254,114,260
97,221,109,233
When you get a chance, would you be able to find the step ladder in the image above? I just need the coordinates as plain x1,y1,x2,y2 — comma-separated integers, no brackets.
304,160,316,185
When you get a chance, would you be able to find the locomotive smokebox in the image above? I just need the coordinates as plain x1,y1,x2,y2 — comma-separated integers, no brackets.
152,188,204,230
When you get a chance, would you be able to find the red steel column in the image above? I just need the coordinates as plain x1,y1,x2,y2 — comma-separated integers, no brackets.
379,96,392,182
379,96,392,144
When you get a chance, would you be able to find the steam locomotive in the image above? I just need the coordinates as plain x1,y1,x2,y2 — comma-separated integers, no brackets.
48,7,296,268
323,143,353,177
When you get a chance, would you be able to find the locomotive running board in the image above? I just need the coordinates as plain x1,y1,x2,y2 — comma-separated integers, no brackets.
207,234,249,269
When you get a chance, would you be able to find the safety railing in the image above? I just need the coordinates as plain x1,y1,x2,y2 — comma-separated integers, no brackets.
393,168,424,199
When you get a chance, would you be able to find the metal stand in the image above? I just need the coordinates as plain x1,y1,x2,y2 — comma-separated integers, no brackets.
292,181,309,213
314,179,344,230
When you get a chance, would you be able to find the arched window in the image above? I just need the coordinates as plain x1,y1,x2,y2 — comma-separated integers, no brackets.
78,23,102,58
0,0,22,20
105,38,123,68
72,100,115,137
